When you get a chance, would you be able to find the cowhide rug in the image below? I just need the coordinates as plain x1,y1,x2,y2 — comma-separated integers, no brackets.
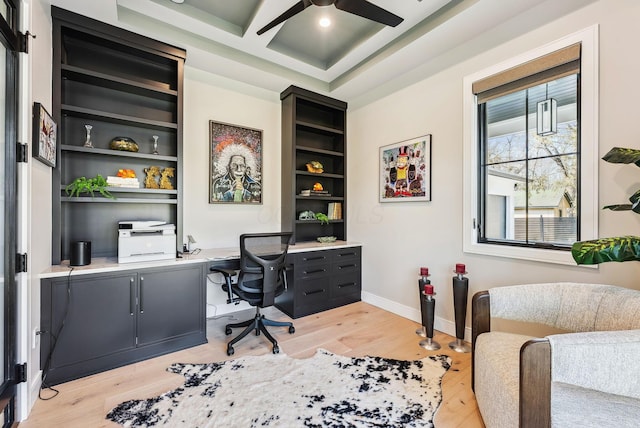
107,349,451,427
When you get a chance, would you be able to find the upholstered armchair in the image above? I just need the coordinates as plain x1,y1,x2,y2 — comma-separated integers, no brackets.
471,282,640,428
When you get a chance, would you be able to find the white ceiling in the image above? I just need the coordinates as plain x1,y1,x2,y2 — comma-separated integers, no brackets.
52,0,598,106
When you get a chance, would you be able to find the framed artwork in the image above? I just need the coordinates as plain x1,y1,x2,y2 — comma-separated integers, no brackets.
209,120,263,204
32,102,57,167
379,134,432,202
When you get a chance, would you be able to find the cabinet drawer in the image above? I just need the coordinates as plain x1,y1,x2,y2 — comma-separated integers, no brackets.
332,258,360,275
331,247,361,262
296,251,331,265
295,277,330,300
331,272,361,299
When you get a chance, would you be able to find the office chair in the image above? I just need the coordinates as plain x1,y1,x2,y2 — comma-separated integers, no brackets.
210,232,295,356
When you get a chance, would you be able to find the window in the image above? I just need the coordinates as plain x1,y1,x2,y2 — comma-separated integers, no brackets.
463,26,599,265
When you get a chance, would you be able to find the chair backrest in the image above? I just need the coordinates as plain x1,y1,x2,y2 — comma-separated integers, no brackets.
237,232,293,307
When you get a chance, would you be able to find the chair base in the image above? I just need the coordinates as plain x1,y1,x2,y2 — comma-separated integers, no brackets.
225,308,294,356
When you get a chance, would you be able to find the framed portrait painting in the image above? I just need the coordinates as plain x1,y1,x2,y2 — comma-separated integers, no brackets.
379,134,432,202
209,120,263,204
32,102,57,167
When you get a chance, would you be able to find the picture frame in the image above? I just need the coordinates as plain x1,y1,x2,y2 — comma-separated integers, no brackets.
32,102,57,167
209,120,263,204
379,134,432,202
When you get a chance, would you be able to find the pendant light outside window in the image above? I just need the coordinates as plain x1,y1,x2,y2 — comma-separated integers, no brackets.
536,84,557,136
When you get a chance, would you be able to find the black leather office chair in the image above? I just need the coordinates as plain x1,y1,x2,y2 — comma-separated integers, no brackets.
210,232,295,356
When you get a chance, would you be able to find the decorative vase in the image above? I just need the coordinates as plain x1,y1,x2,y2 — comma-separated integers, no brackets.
109,137,139,152
152,135,159,155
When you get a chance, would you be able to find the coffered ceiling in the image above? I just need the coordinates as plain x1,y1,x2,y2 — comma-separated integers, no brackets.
53,0,597,106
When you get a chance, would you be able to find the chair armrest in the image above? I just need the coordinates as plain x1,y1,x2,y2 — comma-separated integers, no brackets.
520,339,551,428
471,290,491,391
547,329,640,399
209,267,239,304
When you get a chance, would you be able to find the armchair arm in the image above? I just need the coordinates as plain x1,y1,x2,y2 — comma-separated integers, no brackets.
520,339,551,428
209,267,240,304
471,291,491,391
547,329,640,399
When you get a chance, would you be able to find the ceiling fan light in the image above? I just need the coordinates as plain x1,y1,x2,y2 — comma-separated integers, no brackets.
319,17,331,28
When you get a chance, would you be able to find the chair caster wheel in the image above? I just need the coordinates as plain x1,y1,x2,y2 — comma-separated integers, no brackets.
227,346,234,356
225,327,232,335
272,346,279,354
289,326,295,334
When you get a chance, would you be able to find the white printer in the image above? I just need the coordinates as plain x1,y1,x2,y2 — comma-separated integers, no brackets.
118,221,176,264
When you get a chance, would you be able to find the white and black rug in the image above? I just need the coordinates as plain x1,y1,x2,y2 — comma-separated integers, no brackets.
107,349,451,427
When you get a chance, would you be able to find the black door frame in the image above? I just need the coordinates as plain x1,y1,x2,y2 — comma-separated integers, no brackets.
0,0,20,425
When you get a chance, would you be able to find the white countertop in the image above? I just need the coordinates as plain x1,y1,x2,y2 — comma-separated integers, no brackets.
39,240,362,279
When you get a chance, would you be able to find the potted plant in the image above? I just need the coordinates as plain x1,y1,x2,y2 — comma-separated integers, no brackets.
571,147,640,264
65,174,115,199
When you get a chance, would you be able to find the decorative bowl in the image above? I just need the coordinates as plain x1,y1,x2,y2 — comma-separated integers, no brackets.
317,236,337,244
110,137,139,152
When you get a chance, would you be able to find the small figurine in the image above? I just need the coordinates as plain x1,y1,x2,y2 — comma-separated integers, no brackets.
160,167,175,190
144,166,161,189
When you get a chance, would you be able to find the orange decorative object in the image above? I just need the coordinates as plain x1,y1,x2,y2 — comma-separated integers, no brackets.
313,182,323,191
117,169,136,178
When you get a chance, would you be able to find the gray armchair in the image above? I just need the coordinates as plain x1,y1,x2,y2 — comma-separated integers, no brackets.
471,282,640,428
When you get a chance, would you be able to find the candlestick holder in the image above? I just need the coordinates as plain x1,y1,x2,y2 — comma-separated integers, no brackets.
419,284,440,351
449,263,471,353
152,135,159,155
416,267,430,337
83,124,93,148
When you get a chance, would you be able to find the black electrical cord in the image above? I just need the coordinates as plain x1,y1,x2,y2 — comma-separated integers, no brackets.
38,266,73,400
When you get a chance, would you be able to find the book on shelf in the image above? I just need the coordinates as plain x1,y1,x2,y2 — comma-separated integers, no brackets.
106,176,140,188
328,202,342,220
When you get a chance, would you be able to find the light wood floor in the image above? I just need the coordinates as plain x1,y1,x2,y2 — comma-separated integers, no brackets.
20,302,484,427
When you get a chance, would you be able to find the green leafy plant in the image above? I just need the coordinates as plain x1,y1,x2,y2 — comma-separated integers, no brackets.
571,147,640,264
315,213,329,225
65,174,115,199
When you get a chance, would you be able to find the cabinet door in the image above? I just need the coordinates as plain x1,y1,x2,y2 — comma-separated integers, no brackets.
49,273,136,368
137,265,204,346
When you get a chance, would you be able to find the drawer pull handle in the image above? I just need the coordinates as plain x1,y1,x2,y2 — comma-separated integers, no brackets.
304,268,326,275
304,289,325,296
337,252,357,258
338,282,357,289
304,256,326,262
337,264,357,270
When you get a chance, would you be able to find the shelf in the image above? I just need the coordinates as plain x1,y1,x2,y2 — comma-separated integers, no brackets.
62,104,178,131
296,120,344,135
296,195,344,201
62,64,178,99
295,219,344,224
60,185,177,195
296,171,344,179
61,144,177,162
61,197,177,204
296,145,344,157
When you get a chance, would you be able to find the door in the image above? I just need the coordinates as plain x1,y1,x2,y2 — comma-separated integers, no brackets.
0,0,20,424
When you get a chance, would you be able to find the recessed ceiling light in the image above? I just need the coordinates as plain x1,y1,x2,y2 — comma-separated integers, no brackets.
319,17,331,28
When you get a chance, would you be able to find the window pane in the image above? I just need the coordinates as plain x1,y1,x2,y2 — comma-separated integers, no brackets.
481,73,578,248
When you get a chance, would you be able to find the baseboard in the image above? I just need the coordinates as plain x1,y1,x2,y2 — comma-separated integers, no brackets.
361,291,472,343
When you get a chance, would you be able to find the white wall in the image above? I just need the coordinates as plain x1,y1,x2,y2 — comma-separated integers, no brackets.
348,0,640,330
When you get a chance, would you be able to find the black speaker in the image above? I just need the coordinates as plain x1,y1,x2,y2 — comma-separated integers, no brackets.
70,241,91,266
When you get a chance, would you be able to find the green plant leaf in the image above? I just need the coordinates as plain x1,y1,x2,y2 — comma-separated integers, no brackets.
571,236,640,264
602,147,640,167
315,213,329,225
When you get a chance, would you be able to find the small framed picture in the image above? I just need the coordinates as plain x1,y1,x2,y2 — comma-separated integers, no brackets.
379,134,432,202
32,102,57,167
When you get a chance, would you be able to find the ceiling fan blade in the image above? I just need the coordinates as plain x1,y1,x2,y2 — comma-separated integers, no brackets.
334,0,403,27
257,0,312,35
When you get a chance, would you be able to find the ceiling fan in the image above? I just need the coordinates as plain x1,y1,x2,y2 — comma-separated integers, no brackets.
257,0,404,35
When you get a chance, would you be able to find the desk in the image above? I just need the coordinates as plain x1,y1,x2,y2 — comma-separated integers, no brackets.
199,241,362,319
